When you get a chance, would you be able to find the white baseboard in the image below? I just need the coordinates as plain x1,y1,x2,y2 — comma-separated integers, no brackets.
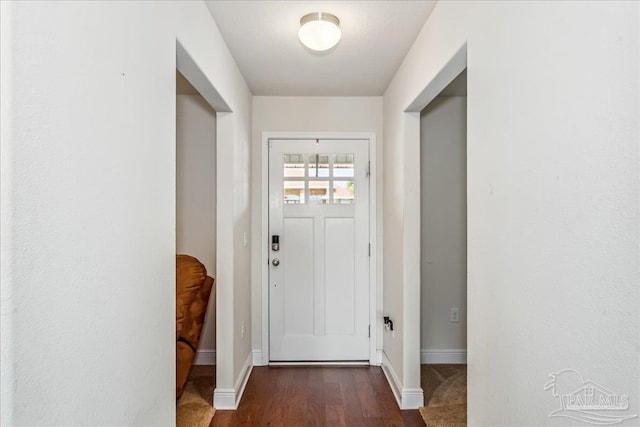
212,387,235,409
234,353,253,407
252,349,265,366
381,351,402,407
420,349,467,364
252,348,381,366
213,352,253,410
194,349,216,365
401,388,425,409
375,349,383,366
269,361,369,366
381,351,424,409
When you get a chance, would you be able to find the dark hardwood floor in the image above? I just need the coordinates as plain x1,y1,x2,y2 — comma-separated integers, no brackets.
211,366,424,426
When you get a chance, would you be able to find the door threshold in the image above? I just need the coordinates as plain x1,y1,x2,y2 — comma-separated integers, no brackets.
269,361,370,367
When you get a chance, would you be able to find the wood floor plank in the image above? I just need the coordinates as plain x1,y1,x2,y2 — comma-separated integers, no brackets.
305,368,326,426
210,366,424,427
338,370,366,424
322,367,340,384
355,372,381,419
325,404,347,427
324,381,342,405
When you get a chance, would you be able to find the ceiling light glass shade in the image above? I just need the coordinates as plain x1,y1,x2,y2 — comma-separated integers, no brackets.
298,12,341,51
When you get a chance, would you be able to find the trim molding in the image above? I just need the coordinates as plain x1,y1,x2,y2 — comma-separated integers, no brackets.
402,388,425,409
213,353,253,409
260,132,378,364
381,350,402,408
381,351,425,410
375,349,383,366
252,350,265,366
194,349,216,365
420,349,467,364
234,353,253,408
269,361,369,367
212,388,235,410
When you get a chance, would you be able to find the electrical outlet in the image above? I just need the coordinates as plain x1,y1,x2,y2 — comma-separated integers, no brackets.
241,320,246,338
450,308,460,322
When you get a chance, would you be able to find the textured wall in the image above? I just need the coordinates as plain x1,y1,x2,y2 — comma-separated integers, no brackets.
384,0,639,421
176,94,217,352
0,1,252,424
420,95,467,352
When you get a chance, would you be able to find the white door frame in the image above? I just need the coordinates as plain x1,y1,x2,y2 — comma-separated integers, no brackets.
398,43,467,409
260,131,377,365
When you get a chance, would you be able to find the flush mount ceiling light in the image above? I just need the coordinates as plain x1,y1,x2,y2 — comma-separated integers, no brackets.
298,12,341,52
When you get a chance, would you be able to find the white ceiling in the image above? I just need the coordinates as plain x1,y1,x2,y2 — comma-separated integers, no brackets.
205,1,437,96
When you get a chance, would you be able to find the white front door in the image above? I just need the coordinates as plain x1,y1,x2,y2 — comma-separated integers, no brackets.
269,139,370,361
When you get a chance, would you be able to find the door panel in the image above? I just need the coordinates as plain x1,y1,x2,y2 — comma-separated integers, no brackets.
325,217,355,336
282,217,314,336
269,139,369,361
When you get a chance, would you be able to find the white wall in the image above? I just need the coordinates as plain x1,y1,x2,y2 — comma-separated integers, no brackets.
420,95,467,354
176,94,217,352
0,1,252,424
250,96,384,358
384,0,639,421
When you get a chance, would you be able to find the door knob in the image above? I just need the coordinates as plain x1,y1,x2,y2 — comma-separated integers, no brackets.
272,258,280,267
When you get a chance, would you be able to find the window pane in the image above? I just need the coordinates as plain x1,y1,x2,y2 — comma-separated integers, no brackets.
308,154,330,177
333,153,354,178
308,181,330,204
284,154,305,177
284,180,305,204
333,180,354,204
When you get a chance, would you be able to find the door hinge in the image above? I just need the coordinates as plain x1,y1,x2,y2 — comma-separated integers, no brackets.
368,243,371,257
366,161,371,178
368,324,371,338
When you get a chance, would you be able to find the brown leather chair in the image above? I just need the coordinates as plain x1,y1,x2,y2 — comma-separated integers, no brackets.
176,255,214,399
